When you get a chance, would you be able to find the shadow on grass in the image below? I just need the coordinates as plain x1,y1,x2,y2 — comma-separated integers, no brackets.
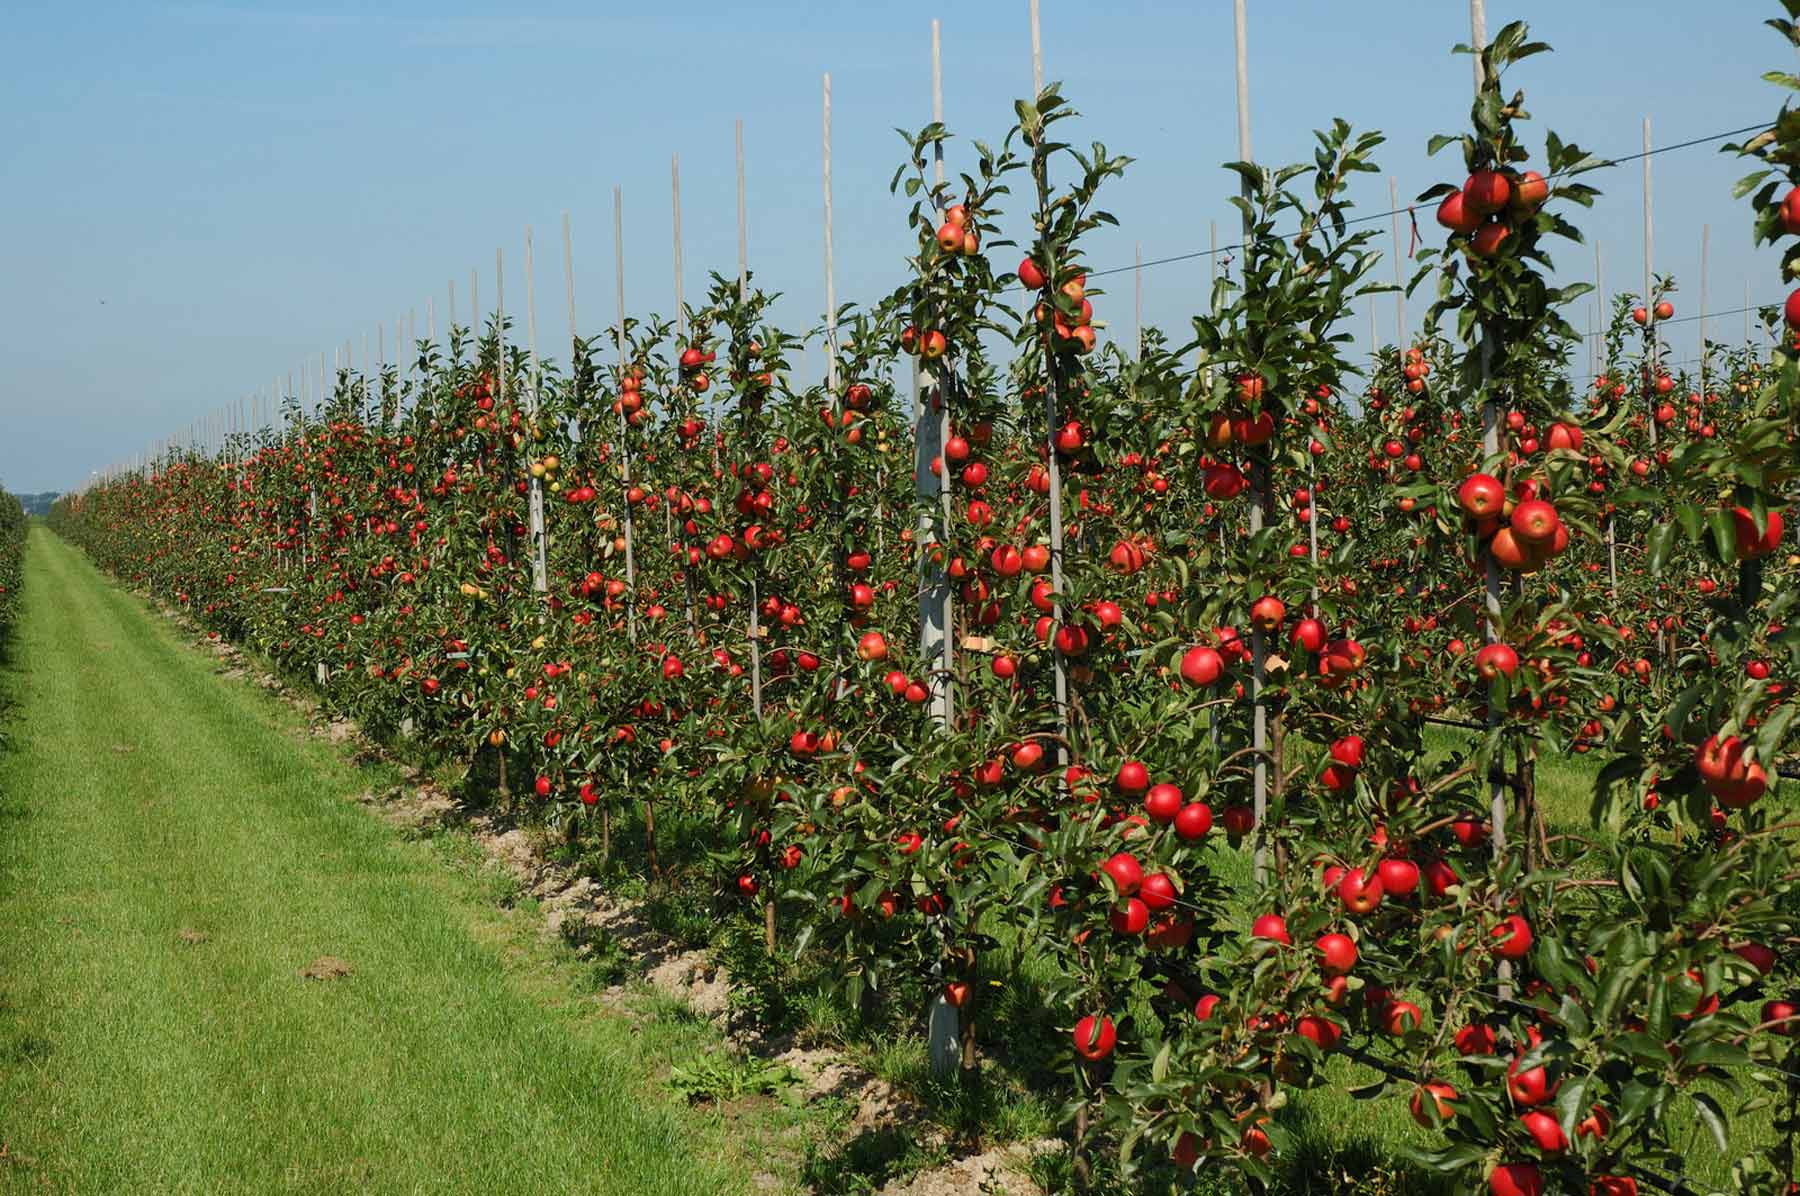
799,1122,949,1196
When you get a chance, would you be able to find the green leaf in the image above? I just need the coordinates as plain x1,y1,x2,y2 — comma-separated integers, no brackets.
1708,507,1738,565
1691,1090,1730,1154
1646,522,1675,575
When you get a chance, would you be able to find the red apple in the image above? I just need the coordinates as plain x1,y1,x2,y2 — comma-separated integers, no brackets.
1409,1081,1457,1128
1174,802,1213,840
1072,1013,1116,1060
1464,170,1512,215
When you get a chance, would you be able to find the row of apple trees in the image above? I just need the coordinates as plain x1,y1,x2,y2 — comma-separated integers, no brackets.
50,13,1800,1196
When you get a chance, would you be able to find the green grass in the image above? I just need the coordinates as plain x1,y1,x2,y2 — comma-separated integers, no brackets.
0,528,779,1195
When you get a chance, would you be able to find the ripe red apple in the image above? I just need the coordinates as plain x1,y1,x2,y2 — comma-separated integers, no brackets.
1488,1161,1543,1196
1328,735,1365,769
1139,872,1177,912
1471,222,1510,257
1512,170,1548,212
1475,642,1520,680
1697,733,1768,807
1491,914,1533,960
1733,941,1777,975
1144,782,1183,823
1250,595,1285,633
1519,1110,1566,1153
1109,897,1149,935
1781,186,1800,235
1436,189,1481,234
1017,256,1046,289
1316,932,1357,974
1252,913,1290,945
1173,802,1213,840
1072,1014,1116,1060
1179,645,1224,687
1385,1000,1423,1035
1115,761,1150,793
857,630,888,661
1455,1022,1497,1055
1423,858,1461,898
1506,1055,1557,1106
1337,868,1384,914
1510,498,1560,544
1452,816,1488,848
1731,505,1784,559
1457,473,1505,519
1464,170,1512,215
1409,1081,1457,1128
1102,851,1143,896
1291,617,1327,653
1377,857,1420,897
1295,1014,1342,1051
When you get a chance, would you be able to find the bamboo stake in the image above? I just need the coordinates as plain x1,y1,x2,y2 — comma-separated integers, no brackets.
917,19,954,735
672,156,686,338
616,188,637,646
1644,117,1664,663
563,212,578,348
1390,177,1406,348
1470,0,1512,1004
737,118,763,730
1235,0,1270,886
524,226,549,596
1134,242,1143,356
1595,241,1604,378
1699,224,1710,396
670,158,698,641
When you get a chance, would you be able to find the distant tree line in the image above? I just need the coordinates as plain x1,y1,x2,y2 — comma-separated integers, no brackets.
7,491,60,518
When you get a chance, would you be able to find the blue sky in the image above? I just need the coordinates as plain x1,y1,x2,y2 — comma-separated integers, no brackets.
0,1,1785,492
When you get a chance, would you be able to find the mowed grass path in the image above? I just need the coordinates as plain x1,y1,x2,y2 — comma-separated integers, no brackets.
0,528,751,1195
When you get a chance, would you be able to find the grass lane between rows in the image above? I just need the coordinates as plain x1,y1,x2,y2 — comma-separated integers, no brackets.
0,527,767,1195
